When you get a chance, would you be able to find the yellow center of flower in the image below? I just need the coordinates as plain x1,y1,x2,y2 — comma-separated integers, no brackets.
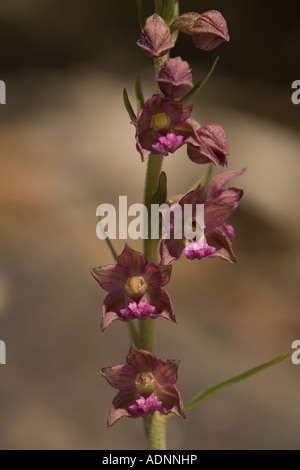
151,112,170,131
125,276,147,300
135,372,155,397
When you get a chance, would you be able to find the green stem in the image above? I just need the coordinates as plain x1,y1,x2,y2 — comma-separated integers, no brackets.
140,153,163,354
143,154,164,263
154,54,168,81
148,413,167,450
140,34,169,449
128,321,141,348
140,318,154,352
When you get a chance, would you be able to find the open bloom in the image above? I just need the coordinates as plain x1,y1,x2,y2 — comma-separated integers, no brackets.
160,168,245,264
137,14,174,58
100,343,185,426
133,93,194,161
90,244,175,330
134,93,229,167
172,10,229,51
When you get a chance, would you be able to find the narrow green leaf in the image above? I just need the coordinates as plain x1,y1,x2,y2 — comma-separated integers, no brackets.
184,352,289,412
104,236,118,262
135,74,144,112
151,171,167,205
97,218,118,261
155,0,163,15
170,1,179,42
188,165,213,192
160,0,175,26
180,56,220,102
123,88,136,121
136,0,146,29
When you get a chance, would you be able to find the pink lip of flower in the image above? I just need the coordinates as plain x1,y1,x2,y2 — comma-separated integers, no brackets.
137,14,175,58
120,294,157,320
90,244,175,331
160,168,245,264
133,93,195,161
183,235,217,260
100,343,185,427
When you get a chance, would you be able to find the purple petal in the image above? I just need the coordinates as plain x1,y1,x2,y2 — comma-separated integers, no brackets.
102,291,127,331
100,364,137,391
135,95,163,135
137,14,174,58
107,390,137,427
204,201,238,228
173,118,200,140
126,343,157,373
117,244,148,276
90,264,128,293
207,168,246,199
226,224,235,239
156,57,193,99
152,132,184,155
179,185,206,207
158,385,185,418
120,295,157,320
136,129,156,159
128,392,162,417
205,225,236,263
162,99,194,125
160,236,184,265
147,287,176,323
152,359,180,386
136,137,151,162
142,262,172,287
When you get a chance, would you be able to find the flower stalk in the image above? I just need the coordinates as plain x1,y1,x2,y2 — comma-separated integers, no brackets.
90,0,287,453
138,1,182,447
140,29,170,449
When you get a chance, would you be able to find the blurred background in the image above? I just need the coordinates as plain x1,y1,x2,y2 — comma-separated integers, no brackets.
0,0,299,450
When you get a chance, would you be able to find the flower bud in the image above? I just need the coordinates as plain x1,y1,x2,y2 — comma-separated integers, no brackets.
191,10,229,50
137,14,174,58
156,57,193,99
187,124,229,167
172,10,229,51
